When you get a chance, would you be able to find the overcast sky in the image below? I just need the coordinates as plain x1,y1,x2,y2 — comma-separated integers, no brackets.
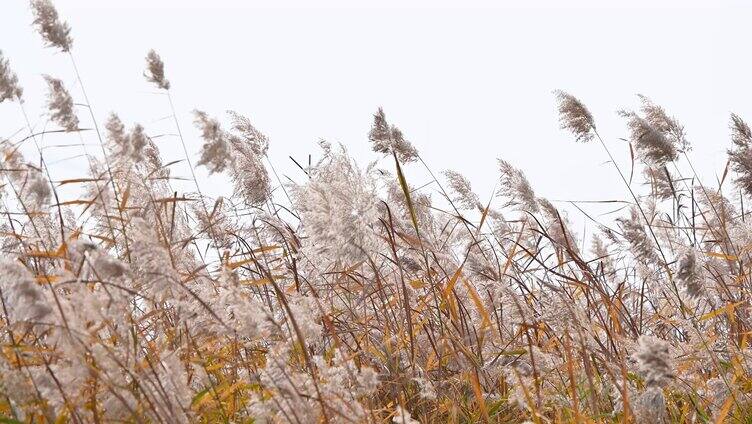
2,0,751,232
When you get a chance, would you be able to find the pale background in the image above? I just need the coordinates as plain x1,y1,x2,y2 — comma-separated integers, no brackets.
1,0,751,236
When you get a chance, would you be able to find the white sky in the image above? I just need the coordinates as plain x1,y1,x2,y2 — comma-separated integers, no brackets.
2,0,752,233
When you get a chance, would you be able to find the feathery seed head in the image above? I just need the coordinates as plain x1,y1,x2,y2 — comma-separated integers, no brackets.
144,49,170,90
105,114,148,162
105,112,128,157
24,164,52,209
30,0,73,52
730,113,752,148
291,146,381,266
226,111,271,205
43,75,78,131
634,335,674,387
620,96,686,166
129,124,148,161
0,258,53,323
635,386,668,424
675,248,704,298
497,159,539,213
637,94,688,152
227,110,268,156
0,51,23,103
554,90,595,142
643,166,674,201
368,107,419,162
193,110,232,174
444,170,481,210
620,111,677,166
617,207,660,265
728,114,752,196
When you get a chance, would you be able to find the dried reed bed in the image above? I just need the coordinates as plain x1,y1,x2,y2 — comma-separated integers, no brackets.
1,1,752,423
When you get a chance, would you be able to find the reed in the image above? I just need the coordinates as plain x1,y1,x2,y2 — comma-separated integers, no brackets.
1,2,751,423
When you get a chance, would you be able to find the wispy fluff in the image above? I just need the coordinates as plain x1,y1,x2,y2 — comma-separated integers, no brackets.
675,248,704,298
634,335,674,387
43,75,78,131
193,110,232,173
497,159,539,213
128,218,179,301
444,170,481,210
30,0,73,52
619,96,686,166
538,198,579,254
617,207,660,265
230,146,269,206
0,51,23,103
730,113,752,147
193,110,270,205
144,49,170,90
591,233,616,278
695,186,735,243
105,113,148,162
368,108,419,163
621,114,676,166
191,197,236,249
228,110,268,156
636,95,688,152
0,258,52,323
23,164,52,209
643,166,674,201
104,111,126,146
554,90,595,142
291,146,381,266
127,124,148,161
634,386,668,424
728,113,752,196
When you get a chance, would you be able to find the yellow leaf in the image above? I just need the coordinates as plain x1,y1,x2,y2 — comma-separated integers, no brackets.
204,363,223,372
700,301,744,322
34,275,60,284
442,267,463,299
26,250,63,259
461,278,491,328
228,258,255,270
714,395,733,424
707,251,737,260
409,279,426,289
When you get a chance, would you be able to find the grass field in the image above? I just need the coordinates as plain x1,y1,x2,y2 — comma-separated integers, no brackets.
1,1,752,423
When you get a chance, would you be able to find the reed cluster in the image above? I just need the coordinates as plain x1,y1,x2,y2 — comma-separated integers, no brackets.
1,2,752,423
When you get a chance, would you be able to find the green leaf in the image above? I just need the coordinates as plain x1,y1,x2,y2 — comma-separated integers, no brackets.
393,152,420,237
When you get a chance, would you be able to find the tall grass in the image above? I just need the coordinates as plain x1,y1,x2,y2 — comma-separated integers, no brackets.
1,2,752,423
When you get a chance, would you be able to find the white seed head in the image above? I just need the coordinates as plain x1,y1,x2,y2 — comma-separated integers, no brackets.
0,50,23,103
144,49,170,90
30,0,73,52
554,90,595,143
43,75,79,132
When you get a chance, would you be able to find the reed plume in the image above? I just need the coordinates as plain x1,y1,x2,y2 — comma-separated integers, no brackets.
2,4,752,422
728,113,752,196
554,90,595,142
369,107,419,163
30,0,73,52
42,75,79,131
144,49,170,90
0,51,23,103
